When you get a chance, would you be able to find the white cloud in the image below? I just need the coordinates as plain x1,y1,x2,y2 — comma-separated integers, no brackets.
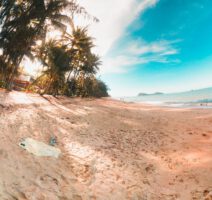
23,0,160,76
77,0,158,56
128,40,179,56
100,39,180,74
101,56,146,74
77,0,180,75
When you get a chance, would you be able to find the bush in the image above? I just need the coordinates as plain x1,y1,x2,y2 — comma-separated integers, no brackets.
91,79,109,98
0,80,6,88
65,76,109,98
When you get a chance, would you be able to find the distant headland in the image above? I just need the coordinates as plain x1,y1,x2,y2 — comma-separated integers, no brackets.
138,92,164,96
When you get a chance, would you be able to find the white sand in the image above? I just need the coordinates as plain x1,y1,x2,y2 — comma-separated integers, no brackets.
0,90,211,200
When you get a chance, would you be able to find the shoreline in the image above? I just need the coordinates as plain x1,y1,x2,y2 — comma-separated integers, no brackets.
115,97,212,109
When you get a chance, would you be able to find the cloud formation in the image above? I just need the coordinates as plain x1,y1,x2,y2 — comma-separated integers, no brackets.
101,39,180,74
24,0,179,76
77,0,180,74
77,0,158,56
128,40,179,56
23,0,158,75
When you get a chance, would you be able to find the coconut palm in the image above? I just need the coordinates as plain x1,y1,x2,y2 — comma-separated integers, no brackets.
64,27,100,78
62,27,102,96
34,40,72,95
0,0,89,89
31,28,108,97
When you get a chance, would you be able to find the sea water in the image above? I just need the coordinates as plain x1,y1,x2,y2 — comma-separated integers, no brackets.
122,87,212,108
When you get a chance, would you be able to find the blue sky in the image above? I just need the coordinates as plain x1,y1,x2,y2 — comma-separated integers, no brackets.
25,0,212,97
81,0,212,97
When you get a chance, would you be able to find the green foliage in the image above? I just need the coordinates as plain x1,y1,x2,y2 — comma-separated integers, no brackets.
92,79,109,98
64,27,100,76
0,1,109,97
32,27,109,98
31,40,71,95
0,80,6,88
0,0,87,89
65,76,109,98
0,55,19,88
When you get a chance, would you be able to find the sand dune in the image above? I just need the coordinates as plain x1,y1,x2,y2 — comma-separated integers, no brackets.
0,91,211,200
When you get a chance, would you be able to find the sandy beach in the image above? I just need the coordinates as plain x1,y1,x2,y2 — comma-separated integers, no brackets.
0,91,211,200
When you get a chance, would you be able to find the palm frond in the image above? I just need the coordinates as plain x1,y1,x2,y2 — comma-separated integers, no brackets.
51,20,67,32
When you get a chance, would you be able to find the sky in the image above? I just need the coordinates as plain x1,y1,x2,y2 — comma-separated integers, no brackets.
77,0,212,97
24,0,212,97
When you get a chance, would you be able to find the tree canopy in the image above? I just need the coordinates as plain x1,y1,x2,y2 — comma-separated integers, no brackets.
0,0,109,97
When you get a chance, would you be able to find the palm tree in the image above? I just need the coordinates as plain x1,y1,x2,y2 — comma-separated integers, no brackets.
0,0,89,89
34,40,71,95
64,27,100,78
30,27,108,98
61,27,102,96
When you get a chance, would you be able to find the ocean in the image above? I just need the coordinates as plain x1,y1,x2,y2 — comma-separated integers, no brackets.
122,87,212,108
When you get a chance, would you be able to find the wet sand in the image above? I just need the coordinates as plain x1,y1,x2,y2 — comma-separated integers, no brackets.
0,91,211,200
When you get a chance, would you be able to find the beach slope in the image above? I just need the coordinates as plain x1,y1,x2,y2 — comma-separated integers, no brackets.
0,91,211,199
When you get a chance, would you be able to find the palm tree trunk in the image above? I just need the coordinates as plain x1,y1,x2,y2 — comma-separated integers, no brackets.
6,66,17,91
6,56,23,90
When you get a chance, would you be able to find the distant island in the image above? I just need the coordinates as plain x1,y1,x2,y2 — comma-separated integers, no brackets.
138,92,164,96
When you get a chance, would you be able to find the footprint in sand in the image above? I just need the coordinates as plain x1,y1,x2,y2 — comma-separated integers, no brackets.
4,186,28,200
145,164,155,174
36,174,59,192
191,189,212,200
204,190,212,200
159,193,179,200
70,162,96,185
71,194,83,200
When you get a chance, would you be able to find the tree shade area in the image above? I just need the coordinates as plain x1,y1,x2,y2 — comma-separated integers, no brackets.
0,0,108,97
